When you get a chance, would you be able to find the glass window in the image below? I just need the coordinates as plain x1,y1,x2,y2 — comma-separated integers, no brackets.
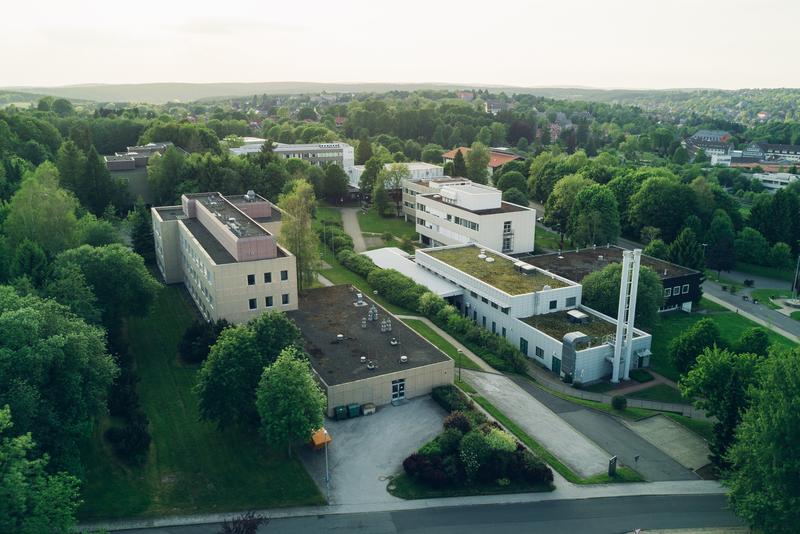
282,293,289,305
481,297,488,304
281,270,289,281
549,300,557,310
566,296,576,307
265,296,273,307
501,307,509,315
491,302,498,309
682,284,690,294
247,274,255,285
248,298,257,310
673,286,681,295
491,321,496,334
535,346,544,358
520,338,528,356
501,327,506,338
264,272,272,283
664,287,672,297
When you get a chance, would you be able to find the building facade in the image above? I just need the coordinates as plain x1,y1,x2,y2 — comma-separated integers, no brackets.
152,191,298,324
752,172,799,191
415,244,653,383
414,182,536,254
272,142,355,169
401,177,471,222
348,161,445,190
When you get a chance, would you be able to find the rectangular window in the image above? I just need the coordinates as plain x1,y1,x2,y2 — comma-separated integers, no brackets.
535,346,544,359
492,321,496,334
282,293,289,305
682,284,690,294
501,327,506,338
503,221,512,232
549,300,557,310
247,274,256,286
281,270,289,281
265,296,273,307
481,297,489,304
673,286,681,295
491,302,498,309
664,287,672,297
248,298,257,310
472,310,477,321
520,338,528,356
501,307,509,315
470,291,477,298
482,316,486,328
566,296,576,307
264,272,272,283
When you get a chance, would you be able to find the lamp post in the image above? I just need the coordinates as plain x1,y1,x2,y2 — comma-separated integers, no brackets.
323,428,330,488
457,349,463,381
792,250,800,299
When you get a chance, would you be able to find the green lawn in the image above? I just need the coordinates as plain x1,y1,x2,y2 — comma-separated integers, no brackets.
627,384,689,405
533,227,561,252
663,413,714,442
473,396,643,484
792,311,800,322
750,288,793,310
79,286,323,520
735,262,795,283
357,208,417,240
315,205,343,225
402,319,482,371
647,302,796,382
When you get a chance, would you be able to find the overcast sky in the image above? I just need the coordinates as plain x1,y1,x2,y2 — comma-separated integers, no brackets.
2,0,797,89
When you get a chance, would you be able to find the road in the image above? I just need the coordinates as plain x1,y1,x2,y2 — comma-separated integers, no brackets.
114,495,743,533
509,376,699,481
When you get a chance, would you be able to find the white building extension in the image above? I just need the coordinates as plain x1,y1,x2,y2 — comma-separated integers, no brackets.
347,161,444,189
415,181,536,254
414,244,652,383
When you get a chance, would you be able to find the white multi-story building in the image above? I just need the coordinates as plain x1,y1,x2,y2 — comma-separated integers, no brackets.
348,161,444,189
401,177,471,222
415,244,652,383
752,172,799,191
152,191,298,324
272,142,354,170
415,181,536,254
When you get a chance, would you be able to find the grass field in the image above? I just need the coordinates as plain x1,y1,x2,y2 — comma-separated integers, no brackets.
357,208,417,240
648,301,796,382
750,288,793,310
792,311,800,321
627,384,689,405
533,227,561,252
735,262,795,282
315,205,343,225
402,319,482,371
79,286,323,520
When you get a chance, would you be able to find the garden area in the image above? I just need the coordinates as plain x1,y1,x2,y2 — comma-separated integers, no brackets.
357,207,417,240
79,286,323,520
390,386,554,499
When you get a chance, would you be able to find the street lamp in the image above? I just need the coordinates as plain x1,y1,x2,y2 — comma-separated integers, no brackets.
456,349,463,381
323,428,330,488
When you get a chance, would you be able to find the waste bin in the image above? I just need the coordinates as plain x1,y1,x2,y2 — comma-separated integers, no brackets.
334,405,347,420
347,403,361,418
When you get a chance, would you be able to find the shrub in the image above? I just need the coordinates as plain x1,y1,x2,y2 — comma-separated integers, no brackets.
459,430,491,481
418,292,447,317
318,225,353,253
438,428,464,455
629,369,654,383
442,454,463,484
336,249,377,279
403,452,447,487
485,428,517,453
419,438,443,457
381,231,393,243
104,411,151,464
443,411,472,434
432,385,472,413
367,268,427,311
611,395,628,410
516,451,553,484
743,279,754,288
107,369,140,419
179,318,229,364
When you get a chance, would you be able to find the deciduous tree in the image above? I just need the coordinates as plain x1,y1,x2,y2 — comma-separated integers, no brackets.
581,263,663,328
278,180,320,290
466,142,490,184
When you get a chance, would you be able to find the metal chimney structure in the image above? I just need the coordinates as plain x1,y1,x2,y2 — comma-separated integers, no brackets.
611,249,642,383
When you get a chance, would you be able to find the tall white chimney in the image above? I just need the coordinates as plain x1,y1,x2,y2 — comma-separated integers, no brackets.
622,250,642,380
611,251,632,383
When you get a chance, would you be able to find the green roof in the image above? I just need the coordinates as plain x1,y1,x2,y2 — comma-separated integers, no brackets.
425,245,567,295
521,310,638,349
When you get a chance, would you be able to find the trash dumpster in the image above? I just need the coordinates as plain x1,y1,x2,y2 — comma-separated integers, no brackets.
347,403,361,418
334,405,347,420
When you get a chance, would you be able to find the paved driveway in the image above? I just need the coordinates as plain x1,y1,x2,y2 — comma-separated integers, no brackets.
463,370,609,478
340,207,368,252
299,396,445,505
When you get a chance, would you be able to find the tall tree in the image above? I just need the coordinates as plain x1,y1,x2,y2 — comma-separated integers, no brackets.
0,406,82,533
726,346,800,533
544,174,593,242
568,184,620,246
3,162,78,256
495,171,526,192
355,136,373,165
669,227,705,271
629,175,696,241
680,347,759,469
466,142,490,184
195,312,300,427
359,156,384,195
581,263,663,328
376,163,411,217
256,346,326,455
452,149,468,178
706,209,736,275
82,145,117,215
669,318,722,374
322,164,349,203
643,239,669,260
9,239,48,286
128,197,155,264
147,146,185,204
278,180,320,290
55,139,87,194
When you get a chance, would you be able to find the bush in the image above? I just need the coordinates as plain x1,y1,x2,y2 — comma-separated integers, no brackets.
367,268,428,312
107,368,140,419
485,428,517,452
104,412,151,464
179,318,229,364
419,438,443,457
438,428,464,455
459,430,492,481
515,450,553,485
443,411,472,434
336,249,377,279
318,225,353,253
743,279,754,288
611,395,628,410
381,231,393,243
432,385,472,413
402,452,447,487
629,369,654,383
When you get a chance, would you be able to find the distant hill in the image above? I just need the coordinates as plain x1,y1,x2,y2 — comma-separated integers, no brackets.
0,81,711,105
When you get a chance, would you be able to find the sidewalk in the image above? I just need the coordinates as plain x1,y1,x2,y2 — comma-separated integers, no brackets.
703,292,799,343
340,207,367,252
395,315,497,373
79,479,725,532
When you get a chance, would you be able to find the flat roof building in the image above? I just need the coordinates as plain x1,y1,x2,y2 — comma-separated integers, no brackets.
415,181,536,254
104,142,178,204
152,191,298,324
289,285,454,416
348,161,444,190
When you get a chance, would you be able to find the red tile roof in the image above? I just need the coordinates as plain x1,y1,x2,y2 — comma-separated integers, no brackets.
441,147,521,168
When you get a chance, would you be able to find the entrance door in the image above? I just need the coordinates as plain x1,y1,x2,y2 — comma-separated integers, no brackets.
552,356,562,376
391,379,406,401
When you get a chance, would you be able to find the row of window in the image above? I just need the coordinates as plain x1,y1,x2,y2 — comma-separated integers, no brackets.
247,270,289,285
518,338,545,360
664,284,690,297
248,294,290,310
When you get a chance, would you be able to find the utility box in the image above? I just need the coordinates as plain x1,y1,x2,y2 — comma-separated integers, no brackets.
334,406,347,420
361,403,376,416
347,403,361,418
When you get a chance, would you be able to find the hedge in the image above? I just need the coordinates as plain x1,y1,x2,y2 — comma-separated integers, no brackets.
336,249,378,279
367,268,428,313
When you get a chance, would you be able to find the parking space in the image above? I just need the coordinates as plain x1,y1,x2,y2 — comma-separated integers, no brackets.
299,396,446,505
624,415,711,471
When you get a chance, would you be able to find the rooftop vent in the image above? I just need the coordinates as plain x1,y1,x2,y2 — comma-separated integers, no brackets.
664,269,668,276
598,255,604,261
399,355,408,364
390,337,399,346
485,257,495,263
227,217,236,224
245,189,256,201
478,253,487,259
360,356,367,363
543,284,552,291
367,360,377,370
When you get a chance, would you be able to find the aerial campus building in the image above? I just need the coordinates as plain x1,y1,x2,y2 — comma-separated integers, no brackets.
289,285,454,416
151,191,298,324
408,244,652,383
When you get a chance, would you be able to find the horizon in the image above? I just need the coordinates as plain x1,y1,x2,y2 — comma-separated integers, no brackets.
2,0,798,90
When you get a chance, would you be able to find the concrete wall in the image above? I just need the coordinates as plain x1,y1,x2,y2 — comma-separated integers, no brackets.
323,360,454,417
152,208,182,284
191,198,278,262
234,200,272,219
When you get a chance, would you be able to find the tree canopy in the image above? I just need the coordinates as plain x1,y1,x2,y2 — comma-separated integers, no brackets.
580,263,663,328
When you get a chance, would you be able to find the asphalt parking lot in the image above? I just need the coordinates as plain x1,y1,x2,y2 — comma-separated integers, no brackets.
299,396,446,505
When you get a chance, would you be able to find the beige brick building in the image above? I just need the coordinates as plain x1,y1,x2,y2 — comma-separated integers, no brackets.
152,191,298,324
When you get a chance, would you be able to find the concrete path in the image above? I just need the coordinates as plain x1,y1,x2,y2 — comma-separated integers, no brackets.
624,415,710,471
317,273,334,287
603,370,680,396
510,375,699,481
395,315,497,373
702,289,800,342
340,207,368,252
299,397,445,506
462,370,610,478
